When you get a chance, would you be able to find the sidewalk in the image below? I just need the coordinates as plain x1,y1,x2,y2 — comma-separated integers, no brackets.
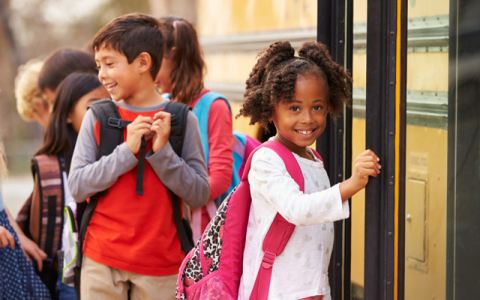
1,175,33,216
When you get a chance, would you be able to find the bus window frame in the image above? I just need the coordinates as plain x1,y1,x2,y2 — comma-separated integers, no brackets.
316,1,353,299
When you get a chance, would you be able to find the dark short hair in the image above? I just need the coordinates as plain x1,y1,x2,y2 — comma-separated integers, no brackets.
38,48,97,92
92,13,163,80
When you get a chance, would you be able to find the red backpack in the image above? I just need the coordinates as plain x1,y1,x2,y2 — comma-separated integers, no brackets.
176,140,320,300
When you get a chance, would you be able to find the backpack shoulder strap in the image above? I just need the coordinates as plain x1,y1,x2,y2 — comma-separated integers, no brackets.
163,101,193,253
164,101,190,156
88,99,127,159
249,140,304,300
192,91,231,162
240,140,304,186
30,154,65,258
89,99,146,195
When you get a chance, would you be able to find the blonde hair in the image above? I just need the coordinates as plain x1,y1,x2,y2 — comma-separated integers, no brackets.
0,142,7,179
15,59,45,122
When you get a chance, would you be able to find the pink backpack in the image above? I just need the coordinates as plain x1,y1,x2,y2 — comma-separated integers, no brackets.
176,140,319,300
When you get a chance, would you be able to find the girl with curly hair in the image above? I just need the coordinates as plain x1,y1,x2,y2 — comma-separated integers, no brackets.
237,40,381,300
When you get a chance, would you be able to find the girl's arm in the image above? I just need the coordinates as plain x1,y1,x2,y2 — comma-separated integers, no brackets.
206,99,233,200
68,110,138,202
249,147,349,226
4,208,46,270
147,112,210,208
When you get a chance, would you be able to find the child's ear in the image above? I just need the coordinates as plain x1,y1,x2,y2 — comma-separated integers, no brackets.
136,52,152,74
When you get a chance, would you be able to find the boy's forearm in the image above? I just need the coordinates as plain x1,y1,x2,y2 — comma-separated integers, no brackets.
147,113,210,208
69,143,138,201
148,144,209,208
68,110,138,201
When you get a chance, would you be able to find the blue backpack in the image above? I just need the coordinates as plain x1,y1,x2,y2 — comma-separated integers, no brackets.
192,92,260,206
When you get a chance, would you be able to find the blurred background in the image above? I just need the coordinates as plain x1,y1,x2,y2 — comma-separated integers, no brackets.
0,0,316,213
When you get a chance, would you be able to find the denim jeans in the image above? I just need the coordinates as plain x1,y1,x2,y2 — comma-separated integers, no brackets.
56,277,77,300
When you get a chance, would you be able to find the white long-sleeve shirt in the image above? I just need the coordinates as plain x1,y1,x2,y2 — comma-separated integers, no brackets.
238,147,349,300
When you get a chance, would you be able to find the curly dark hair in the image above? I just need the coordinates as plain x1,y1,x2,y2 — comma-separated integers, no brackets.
238,40,352,128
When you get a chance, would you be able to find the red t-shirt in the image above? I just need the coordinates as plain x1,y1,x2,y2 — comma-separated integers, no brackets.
83,105,184,276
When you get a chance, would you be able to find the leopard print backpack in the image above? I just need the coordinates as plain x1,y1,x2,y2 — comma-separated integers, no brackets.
176,140,313,300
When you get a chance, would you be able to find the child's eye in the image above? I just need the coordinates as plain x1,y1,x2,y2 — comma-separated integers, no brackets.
313,105,325,113
289,106,301,112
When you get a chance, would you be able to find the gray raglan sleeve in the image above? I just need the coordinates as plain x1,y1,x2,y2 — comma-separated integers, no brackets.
67,109,138,202
146,111,209,208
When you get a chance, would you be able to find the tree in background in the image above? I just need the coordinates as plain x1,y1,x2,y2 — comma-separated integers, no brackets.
0,0,22,167
0,0,153,174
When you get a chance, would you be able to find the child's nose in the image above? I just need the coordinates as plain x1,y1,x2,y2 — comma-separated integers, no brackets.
98,67,106,82
301,110,314,123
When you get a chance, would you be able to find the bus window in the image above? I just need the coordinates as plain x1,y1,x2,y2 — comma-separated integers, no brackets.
405,0,480,298
446,0,480,298
404,0,449,299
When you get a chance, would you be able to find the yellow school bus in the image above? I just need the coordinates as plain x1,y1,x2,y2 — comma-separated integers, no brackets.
192,0,479,299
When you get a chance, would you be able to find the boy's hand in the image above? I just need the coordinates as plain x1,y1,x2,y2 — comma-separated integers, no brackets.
151,111,171,153
340,149,381,200
0,225,15,249
126,115,153,154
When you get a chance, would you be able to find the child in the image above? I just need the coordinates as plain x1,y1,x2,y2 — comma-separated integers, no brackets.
156,16,234,239
68,13,209,300
15,49,98,298
0,142,51,299
15,59,49,128
36,72,109,300
38,48,97,107
237,41,381,300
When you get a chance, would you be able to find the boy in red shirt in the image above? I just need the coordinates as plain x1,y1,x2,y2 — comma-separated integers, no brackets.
68,14,209,300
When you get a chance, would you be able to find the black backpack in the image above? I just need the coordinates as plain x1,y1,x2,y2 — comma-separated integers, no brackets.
75,99,194,290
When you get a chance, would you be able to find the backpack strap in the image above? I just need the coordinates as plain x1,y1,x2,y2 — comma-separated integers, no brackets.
163,101,194,253
90,99,149,196
30,154,65,259
164,101,189,156
90,99,128,159
192,91,231,163
249,140,305,300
